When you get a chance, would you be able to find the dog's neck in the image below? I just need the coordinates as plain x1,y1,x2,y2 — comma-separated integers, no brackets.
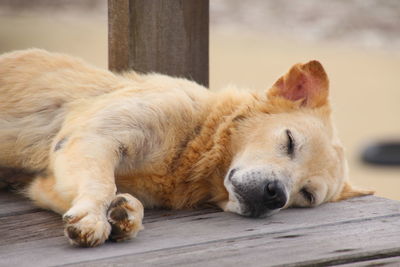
169,90,266,209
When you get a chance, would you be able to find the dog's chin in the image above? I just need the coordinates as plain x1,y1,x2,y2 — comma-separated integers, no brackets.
221,200,281,218
238,205,281,218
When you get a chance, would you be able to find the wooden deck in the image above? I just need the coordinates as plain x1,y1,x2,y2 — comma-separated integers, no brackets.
1,190,400,266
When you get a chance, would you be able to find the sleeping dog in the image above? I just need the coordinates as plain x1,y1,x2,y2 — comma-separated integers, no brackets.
0,49,372,246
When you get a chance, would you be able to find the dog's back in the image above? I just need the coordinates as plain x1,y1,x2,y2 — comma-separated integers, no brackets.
0,49,211,174
0,49,122,171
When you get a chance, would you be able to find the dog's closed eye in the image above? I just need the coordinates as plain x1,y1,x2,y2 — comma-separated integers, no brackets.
300,188,315,204
286,129,295,157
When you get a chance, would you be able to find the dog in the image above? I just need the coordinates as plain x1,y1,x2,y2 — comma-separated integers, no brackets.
0,49,373,247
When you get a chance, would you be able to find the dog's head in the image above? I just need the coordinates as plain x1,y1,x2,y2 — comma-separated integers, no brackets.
218,61,373,217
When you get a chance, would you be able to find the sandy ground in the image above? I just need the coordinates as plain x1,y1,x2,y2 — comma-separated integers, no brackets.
0,11,399,200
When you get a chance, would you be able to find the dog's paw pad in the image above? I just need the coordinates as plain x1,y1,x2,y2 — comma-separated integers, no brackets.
109,206,129,221
107,194,144,242
63,210,111,247
66,226,81,240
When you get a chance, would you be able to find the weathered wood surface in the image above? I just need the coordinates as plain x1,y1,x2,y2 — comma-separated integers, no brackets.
0,190,400,267
341,256,400,267
108,0,209,87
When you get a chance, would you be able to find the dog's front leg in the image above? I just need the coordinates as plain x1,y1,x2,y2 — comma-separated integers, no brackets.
50,136,143,247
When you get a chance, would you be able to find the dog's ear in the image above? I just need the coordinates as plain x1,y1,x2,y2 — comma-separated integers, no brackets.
268,60,329,108
337,182,374,201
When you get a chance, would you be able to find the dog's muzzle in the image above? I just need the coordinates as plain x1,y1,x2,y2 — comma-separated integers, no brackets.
228,169,288,218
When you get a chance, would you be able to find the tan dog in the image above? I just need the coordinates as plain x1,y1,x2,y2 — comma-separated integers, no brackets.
0,49,372,247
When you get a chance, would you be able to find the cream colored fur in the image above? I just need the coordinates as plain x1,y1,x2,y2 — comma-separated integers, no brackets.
0,49,372,247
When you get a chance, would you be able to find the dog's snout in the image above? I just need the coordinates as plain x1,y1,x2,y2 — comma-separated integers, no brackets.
228,168,238,181
264,180,286,210
229,168,288,217
265,182,278,198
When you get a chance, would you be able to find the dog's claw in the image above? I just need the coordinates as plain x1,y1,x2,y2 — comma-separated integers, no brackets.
63,209,111,247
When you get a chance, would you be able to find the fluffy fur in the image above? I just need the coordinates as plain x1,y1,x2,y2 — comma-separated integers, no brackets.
0,49,373,247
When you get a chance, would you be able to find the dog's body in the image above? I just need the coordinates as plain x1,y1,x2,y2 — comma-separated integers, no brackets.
0,49,372,246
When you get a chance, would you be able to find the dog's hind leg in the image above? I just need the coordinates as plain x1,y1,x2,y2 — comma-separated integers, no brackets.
27,173,71,214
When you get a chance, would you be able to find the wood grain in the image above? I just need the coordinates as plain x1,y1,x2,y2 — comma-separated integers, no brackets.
69,217,400,267
108,0,130,72
0,191,42,217
108,0,209,87
1,190,400,266
340,256,400,266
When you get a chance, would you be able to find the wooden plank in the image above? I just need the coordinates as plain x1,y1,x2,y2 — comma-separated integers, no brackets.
0,194,396,246
0,190,42,217
0,196,399,266
340,256,400,266
66,216,400,267
0,211,62,246
108,0,209,87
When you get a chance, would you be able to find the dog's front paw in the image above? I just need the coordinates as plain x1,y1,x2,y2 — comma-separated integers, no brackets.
63,209,111,247
107,193,144,242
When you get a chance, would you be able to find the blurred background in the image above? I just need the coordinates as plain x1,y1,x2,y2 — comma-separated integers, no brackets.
0,0,399,199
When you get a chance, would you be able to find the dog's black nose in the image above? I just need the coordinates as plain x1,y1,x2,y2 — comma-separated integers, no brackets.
232,176,288,217
263,180,287,210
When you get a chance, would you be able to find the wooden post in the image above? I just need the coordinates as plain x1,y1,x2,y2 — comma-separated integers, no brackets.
108,0,209,87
